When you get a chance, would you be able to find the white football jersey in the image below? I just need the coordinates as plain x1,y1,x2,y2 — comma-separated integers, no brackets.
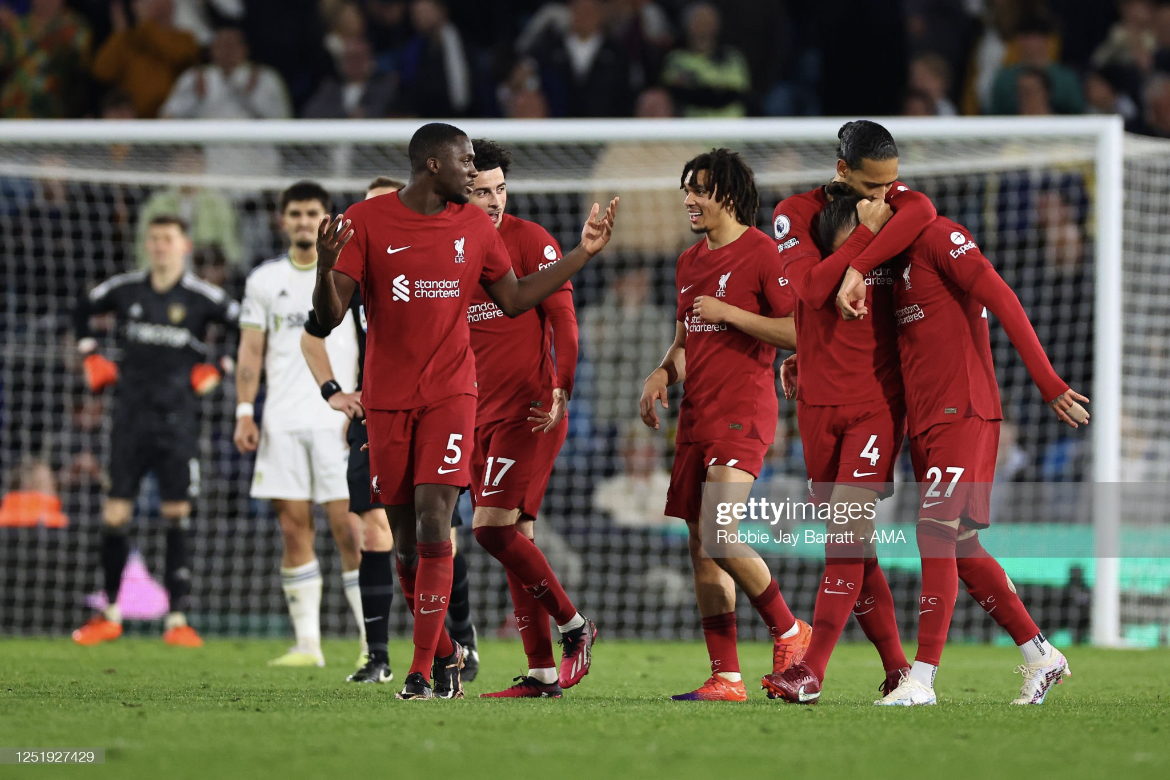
240,254,358,432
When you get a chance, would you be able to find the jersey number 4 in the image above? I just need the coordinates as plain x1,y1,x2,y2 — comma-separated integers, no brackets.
860,435,881,467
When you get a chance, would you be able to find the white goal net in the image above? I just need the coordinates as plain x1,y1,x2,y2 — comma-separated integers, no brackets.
0,117,1164,648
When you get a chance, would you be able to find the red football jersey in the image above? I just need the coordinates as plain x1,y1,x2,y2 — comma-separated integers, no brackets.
468,213,572,425
772,183,932,406
334,191,512,410
894,217,1067,436
675,227,795,444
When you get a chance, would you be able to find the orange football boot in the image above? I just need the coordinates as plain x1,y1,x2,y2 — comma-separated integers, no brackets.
671,675,749,701
163,625,204,647
771,618,812,675
72,616,123,646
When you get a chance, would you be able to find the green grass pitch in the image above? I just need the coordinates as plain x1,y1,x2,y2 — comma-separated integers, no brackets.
1,638,1167,779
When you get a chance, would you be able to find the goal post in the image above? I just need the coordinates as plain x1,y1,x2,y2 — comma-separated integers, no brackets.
0,116,1153,648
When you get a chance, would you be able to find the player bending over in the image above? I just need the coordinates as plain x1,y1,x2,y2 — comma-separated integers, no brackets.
72,215,237,648
313,122,617,700
764,120,937,704
640,149,810,703
234,182,365,668
817,194,1083,706
301,176,482,685
464,139,587,698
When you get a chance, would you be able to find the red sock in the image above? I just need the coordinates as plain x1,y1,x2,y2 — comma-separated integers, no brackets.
956,533,1040,644
915,522,959,666
700,612,739,675
854,557,909,671
747,579,796,638
473,525,576,625
803,548,865,680
408,541,455,679
506,568,555,670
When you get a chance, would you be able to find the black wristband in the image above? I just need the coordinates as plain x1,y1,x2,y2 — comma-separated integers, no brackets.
320,380,342,401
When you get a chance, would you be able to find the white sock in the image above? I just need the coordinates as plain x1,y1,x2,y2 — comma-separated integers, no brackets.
715,671,743,683
557,613,585,633
342,569,366,652
1019,633,1054,664
281,560,322,654
909,661,937,688
529,667,557,684
104,604,122,625
164,612,187,630
780,620,800,639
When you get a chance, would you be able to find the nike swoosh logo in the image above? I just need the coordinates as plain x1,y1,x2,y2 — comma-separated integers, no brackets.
825,590,851,595
922,501,944,508
517,625,529,631
437,467,459,474
919,609,933,615
364,616,383,623
853,470,878,477
853,608,874,615
680,285,693,293
387,246,411,254
482,489,504,496
420,608,441,615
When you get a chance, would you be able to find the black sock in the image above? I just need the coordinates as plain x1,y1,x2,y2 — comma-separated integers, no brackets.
101,526,130,609
446,549,473,642
359,550,395,663
165,519,192,615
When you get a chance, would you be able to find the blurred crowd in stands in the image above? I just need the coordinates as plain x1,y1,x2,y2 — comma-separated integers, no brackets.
0,0,1168,135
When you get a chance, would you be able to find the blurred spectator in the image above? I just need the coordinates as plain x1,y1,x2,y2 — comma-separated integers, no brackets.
1085,66,1139,122
1090,0,1155,73
236,0,332,112
161,25,292,119
902,88,938,117
634,86,674,118
905,0,979,94
135,148,243,268
1132,72,1170,137
908,52,957,116
528,0,634,117
365,0,412,56
92,0,200,118
989,14,1085,115
495,56,550,118
398,0,471,116
610,0,674,90
963,0,1045,114
0,458,68,528
171,0,244,45
592,427,671,527
660,2,750,118
303,36,400,118
323,1,367,75
1016,66,1054,116
0,0,92,118
1153,1,1170,72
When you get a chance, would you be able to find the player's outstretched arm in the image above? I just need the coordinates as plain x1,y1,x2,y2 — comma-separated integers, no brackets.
486,198,618,317
640,321,686,430
233,327,265,453
312,215,357,330
965,267,1090,428
692,296,796,350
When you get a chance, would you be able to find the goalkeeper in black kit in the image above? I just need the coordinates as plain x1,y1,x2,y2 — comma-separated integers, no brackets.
71,215,239,648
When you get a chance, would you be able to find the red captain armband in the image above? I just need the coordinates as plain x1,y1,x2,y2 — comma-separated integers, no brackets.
82,354,119,392
190,363,222,396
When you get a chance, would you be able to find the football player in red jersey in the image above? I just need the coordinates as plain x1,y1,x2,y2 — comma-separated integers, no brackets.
640,148,811,702
463,139,590,698
817,195,1085,707
763,120,938,704
313,123,618,700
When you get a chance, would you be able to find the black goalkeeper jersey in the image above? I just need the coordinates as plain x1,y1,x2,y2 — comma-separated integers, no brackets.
75,270,239,415
304,287,366,391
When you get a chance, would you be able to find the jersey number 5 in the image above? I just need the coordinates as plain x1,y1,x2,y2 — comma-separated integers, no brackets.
444,434,464,465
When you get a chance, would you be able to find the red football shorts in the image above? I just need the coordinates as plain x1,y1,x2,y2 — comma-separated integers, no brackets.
797,396,906,502
908,416,999,528
664,437,768,523
470,414,567,520
364,393,476,506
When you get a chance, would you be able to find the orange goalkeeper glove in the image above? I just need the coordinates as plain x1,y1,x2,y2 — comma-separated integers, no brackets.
82,353,118,392
190,363,222,396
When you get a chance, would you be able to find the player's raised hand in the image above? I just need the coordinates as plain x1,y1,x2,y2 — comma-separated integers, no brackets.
328,390,365,420
233,416,260,453
835,267,868,320
315,214,354,271
580,197,620,257
529,388,568,433
639,369,669,430
693,295,730,324
857,198,893,235
1048,388,1090,428
780,354,799,400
